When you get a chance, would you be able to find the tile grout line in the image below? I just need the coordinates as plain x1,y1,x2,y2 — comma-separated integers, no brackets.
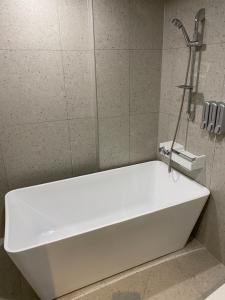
91,0,100,172
0,112,160,130
0,48,94,52
0,48,164,52
209,135,217,189
128,0,131,163
56,2,73,177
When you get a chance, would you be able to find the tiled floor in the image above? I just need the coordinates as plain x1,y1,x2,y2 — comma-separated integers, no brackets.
58,239,225,300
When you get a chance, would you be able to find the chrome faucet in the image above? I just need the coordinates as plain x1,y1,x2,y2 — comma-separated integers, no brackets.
159,146,170,156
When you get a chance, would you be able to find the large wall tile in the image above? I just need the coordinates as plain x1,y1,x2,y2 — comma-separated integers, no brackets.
163,0,179,49
130,50,161,115
58,0,94,50
93,0,130,49
130,113,158,163
186,121,215,187
0,0,60,50
160,48,191,117
186,43,225,128
196,137,225,264
99,116,129,169
206,0,225,45
0,50,66,126
167,114,188,146
0,121,72,189
158,113,169,144
159,49,175,114
63,51,96,119
197,44,225,101
170,47,192,117
69,118,98,176
130,0,164,50
96,50,129,117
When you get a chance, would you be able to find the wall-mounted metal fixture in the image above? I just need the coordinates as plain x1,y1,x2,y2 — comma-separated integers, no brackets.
200,101,210,129
201,101,225,135
169,8,205,173
172,8,205,121
207,102,218,132
215,102,225,135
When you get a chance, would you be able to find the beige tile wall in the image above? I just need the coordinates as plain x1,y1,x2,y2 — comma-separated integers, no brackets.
0,0,164,227
94,0,163,169
159,0,225,264
0,0,97,242
0,0,163,298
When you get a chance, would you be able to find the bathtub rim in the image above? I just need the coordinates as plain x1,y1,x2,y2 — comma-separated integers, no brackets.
4,160,210,254
4,160,209,194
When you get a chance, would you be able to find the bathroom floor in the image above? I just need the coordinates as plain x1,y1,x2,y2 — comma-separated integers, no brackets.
58,239,225,300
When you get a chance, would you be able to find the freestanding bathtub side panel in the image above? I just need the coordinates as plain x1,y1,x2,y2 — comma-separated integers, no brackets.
8,197,207,300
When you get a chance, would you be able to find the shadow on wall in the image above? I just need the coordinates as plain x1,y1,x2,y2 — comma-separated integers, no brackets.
0,241,41,300
0,207,5,237
194,194,223,261
112,292,141,300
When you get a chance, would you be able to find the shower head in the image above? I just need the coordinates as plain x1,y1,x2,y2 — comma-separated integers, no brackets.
171,18,183,29
171,18,191,47
172,8,205,47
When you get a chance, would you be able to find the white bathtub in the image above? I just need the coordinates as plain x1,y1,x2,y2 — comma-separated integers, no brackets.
206,284,225,299
4,161,209,300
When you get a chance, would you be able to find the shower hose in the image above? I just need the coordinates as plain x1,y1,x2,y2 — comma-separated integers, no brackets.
168,47,192,173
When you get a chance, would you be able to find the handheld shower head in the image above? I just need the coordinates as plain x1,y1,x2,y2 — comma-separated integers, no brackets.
171,18,191,47
172,18,183,29
172,9,205,47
